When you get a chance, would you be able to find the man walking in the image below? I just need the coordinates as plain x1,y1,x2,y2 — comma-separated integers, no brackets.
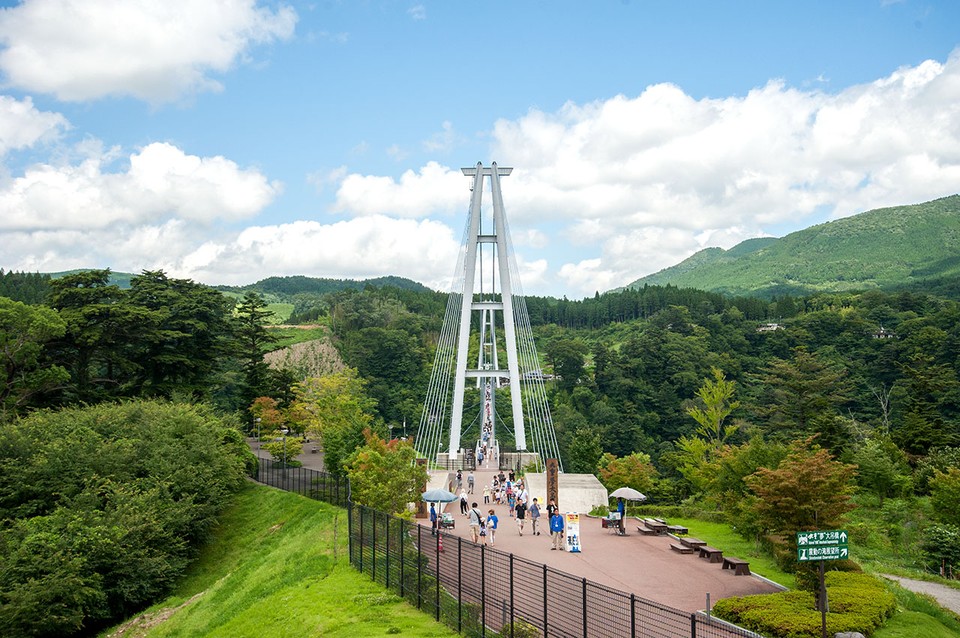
515,499,527,535
468,502,484,543
550,510,564,550
429,502,437,536
529,498,541,536
467,471,475,494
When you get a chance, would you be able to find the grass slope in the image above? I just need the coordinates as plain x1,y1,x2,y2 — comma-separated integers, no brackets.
104,483,455,638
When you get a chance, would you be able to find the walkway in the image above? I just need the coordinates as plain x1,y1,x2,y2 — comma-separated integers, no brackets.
882,574,960,615
435,466,782,613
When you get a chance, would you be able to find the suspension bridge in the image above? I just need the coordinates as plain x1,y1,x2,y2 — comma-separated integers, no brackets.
415,162,563,474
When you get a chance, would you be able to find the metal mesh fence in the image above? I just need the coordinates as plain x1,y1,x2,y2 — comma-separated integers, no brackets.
254,461,762,638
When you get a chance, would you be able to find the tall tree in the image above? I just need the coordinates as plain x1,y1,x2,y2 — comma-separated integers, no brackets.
752,347,852,451
686,367,741,447
288,369,380,477
125,271,233,398
234,292,277,412
47,269,142,402
745,437,857,536
346,429,428,516
0,298,69,420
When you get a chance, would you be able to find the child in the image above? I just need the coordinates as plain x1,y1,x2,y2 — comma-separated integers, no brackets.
507,489,516,517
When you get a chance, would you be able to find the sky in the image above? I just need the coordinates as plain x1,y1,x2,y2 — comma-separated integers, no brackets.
0,0,958,298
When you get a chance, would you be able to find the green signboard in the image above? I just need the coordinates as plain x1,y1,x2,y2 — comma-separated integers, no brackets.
797,530,848,547
796,530,849,562
798,545,849,561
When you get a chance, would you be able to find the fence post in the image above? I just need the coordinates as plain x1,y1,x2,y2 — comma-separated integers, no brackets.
347,498,353,566
481,544,486,638
630,593,636,638
543,564,548,638
417,524,423,609
435,524,441,621
510,553,515,638
690,612,697,638
400,520,405,598
359,506,364,573
582,578,587,638
385,515,390,589
372,509,377,583
457,536,462,633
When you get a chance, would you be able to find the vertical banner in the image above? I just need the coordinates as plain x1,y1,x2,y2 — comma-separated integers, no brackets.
565,512,582,553
546,458,559,508
416,458,428,518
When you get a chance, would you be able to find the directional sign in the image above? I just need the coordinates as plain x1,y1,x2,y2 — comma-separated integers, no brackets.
798,545,849,562
796,530,848,547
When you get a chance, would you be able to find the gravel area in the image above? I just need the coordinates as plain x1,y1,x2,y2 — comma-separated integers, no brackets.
882,574,960,615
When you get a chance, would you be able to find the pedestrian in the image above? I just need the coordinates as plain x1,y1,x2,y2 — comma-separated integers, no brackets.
486,509,499,545
483,484,491,504
460,490,468,516
617,497,626,535
468,471,475,494
509,470,515,482
547,498,558,518
456,469,463,491
468,502,484,543
515,499,527,535
507,488,516,517
529,498,541,535
429,502,438,536
550,510,564,550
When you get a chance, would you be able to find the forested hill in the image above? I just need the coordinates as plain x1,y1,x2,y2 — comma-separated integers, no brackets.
218,274,432,296
625,195,960,298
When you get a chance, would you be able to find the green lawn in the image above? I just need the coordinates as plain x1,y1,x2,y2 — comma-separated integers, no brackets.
665,516,796,589
103,483,456,638
267,325,330,349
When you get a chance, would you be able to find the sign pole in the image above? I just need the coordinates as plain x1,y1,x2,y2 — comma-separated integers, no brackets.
819,560,827,638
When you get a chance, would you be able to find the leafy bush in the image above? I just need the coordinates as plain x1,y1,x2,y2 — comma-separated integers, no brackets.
713,572,895,638
920,523,960,577
0,400,252,637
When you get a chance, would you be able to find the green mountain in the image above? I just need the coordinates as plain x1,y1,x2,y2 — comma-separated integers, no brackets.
625,195,960,298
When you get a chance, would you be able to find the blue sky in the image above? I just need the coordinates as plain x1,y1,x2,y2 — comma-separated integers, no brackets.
1,0,958,297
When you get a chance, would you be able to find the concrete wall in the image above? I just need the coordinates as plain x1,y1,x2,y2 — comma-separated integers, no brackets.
523,472,608,515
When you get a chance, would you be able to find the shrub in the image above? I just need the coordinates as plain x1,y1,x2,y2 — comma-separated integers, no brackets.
713,572,895,638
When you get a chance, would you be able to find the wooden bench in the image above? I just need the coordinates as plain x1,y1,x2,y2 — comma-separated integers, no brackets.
311,446,319,453
667,524,689,535
698,545,723,563
670,542,695,554
680,537,706,549
722,556,750,575
642,519,668,535
637,525,658,536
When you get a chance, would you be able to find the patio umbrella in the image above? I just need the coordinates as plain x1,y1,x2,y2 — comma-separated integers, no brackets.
610,487,647,501
422,488,458,503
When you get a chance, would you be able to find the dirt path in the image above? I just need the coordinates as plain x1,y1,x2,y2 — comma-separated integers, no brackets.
882,574,960,615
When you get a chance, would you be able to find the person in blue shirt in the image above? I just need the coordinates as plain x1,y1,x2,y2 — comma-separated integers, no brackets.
429,502,438,535
550,511,564,550
486,509,499,545
617,497,626,535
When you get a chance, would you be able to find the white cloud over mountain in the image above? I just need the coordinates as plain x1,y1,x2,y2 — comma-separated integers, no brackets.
0,10,957,298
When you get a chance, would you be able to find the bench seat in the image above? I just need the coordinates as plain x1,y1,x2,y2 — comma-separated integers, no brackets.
698,545,723,563
722,556,750,575
670,542,695,554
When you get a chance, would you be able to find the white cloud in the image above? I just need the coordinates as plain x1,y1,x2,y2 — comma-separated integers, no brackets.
178,216,461,289
0,141,281,231
0,0,297,102
408,4,426,21
331,50,960,295
332,161,468,217
422,121,458,153
0,94,68,154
